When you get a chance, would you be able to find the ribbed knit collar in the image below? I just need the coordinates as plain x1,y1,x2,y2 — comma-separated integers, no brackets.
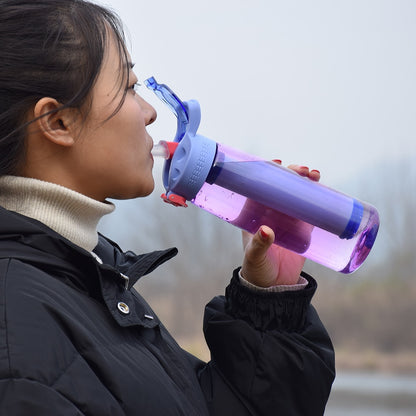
0,176,115,252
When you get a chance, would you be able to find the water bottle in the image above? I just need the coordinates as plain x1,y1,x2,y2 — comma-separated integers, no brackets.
146,77,380,274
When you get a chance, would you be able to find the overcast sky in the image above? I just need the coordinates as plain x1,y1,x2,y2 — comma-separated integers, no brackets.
94,0,415,190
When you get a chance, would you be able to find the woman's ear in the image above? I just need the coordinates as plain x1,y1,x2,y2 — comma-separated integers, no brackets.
33,97,77,147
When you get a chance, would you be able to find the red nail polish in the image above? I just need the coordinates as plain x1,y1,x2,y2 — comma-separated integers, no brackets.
272,159,282,165
260,228,269,240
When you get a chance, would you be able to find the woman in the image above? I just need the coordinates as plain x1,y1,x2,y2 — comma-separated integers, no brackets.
0,0,335,414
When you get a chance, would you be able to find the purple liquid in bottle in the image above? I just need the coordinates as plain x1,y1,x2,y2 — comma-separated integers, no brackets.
193,182,378,272
192,144,379,273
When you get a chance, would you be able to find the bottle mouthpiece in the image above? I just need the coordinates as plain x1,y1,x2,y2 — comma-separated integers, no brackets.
151,141,179,159
151,141,169,159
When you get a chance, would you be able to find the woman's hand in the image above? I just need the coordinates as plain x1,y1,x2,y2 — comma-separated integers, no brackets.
240,165,320,287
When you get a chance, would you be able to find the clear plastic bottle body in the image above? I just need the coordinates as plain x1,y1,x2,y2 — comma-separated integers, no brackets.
191,144,379,273
146,77,379,273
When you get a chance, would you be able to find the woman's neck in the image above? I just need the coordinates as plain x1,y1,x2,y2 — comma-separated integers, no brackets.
0,176,114,251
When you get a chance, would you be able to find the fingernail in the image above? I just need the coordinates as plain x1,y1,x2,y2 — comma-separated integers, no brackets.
311,169,320,174
260,227,269,240
272,159,282,165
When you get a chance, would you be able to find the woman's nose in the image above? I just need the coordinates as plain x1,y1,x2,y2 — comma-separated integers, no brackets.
142,98,157,126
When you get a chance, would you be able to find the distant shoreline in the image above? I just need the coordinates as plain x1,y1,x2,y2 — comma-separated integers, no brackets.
335,349,416,375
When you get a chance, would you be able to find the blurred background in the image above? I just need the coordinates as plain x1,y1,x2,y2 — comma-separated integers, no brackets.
95,0,416,414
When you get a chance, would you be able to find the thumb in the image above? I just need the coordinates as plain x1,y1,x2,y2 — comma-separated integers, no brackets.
244,226,275,264
241,226,277,287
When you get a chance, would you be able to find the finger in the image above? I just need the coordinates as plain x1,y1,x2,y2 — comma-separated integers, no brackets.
244,225,275,262
287,164,309,177
309,169,320,182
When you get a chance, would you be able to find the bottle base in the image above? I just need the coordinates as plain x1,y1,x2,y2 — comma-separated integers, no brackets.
340,220,379,274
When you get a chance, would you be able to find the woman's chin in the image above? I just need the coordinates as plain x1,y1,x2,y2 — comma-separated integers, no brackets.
109,180,155,201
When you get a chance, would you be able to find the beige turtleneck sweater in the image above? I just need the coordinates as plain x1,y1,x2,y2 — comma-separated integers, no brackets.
0,176,114,252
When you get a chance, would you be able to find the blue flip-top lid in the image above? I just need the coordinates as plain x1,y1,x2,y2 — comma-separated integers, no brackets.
145,77,217,204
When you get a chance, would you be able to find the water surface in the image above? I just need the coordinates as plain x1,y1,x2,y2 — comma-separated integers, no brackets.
325,371,416,415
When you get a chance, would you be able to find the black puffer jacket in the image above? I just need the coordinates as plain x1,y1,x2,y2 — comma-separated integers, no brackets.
0,207,335,415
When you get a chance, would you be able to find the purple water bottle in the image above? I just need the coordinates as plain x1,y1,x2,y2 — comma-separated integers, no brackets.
146,77,379,273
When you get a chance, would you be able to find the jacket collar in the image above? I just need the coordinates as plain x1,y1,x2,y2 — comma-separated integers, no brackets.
93,233,178,290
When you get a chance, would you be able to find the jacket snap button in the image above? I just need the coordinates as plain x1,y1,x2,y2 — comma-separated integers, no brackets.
117,302,130,315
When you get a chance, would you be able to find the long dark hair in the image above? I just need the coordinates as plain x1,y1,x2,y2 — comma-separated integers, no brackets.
0,0,129,175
